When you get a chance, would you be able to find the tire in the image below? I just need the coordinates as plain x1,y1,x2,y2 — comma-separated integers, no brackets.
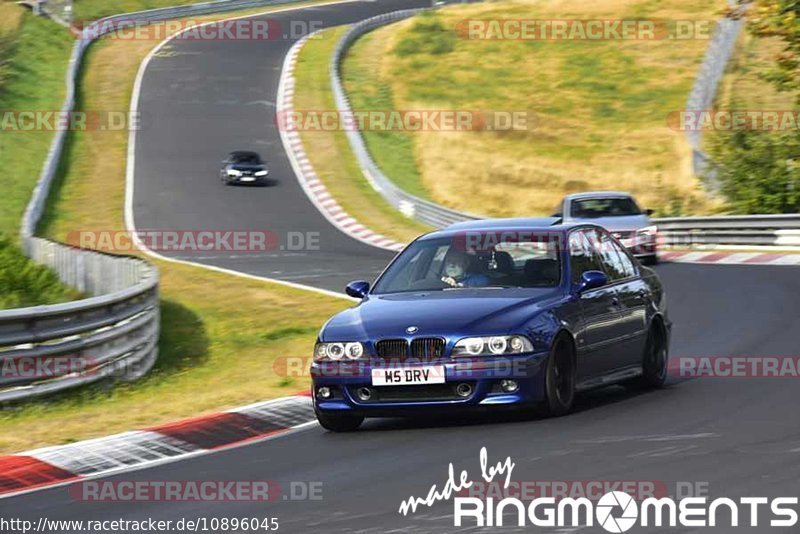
315,410,364,432
543,335,576,416
638,325,668,388
640,254,658,266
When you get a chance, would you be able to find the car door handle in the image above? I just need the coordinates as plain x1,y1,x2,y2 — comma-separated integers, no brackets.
611,297,621,307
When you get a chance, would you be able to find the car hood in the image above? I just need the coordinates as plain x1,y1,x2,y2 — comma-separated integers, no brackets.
321,288,563,341
570,214,651,232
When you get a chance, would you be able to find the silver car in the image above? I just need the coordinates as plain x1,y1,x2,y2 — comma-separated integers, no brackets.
555,191,658,265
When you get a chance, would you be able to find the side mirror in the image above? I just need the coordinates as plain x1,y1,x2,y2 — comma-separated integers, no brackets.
644,208,654,216
577,270,608,293
345,280,370,299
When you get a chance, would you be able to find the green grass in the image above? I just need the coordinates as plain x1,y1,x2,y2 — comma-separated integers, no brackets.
73,0,217,20
343,29,429,200
0,235,80,307
0,8,73,238
0,5,81,307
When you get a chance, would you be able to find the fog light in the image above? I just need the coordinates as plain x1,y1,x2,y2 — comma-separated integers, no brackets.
456,383,473,398
317,386,332,399
356,387,372,401
501,379,519,393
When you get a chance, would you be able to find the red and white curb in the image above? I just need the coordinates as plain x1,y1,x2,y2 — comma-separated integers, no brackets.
0,394,315,499
276,34,405,253
660,250,800,266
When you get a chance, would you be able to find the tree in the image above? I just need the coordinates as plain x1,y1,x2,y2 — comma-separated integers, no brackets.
748,0,800,101
708,128,800,213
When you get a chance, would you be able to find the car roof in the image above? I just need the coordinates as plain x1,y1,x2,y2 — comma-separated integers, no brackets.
423,217,589,239
564,191,633,201
228,150,260,158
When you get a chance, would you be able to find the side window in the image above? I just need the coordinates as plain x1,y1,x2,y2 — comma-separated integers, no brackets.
595,229,629,281
568,229,605,283
608,237,636,278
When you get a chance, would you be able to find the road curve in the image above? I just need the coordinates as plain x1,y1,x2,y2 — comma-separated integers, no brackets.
131,0,430,293
4,263,800,532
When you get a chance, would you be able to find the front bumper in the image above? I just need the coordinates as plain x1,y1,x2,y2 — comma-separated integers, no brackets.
229,176,267,184
311,351,549,417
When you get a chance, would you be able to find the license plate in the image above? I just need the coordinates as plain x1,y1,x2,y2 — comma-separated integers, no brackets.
371,366,445,386
240,177,256,182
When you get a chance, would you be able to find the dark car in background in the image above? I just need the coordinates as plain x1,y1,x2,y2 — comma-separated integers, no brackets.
555,191,658,264
220,151,270,185
310,218,671,432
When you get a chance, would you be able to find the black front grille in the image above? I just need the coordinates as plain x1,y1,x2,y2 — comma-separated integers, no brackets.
375,338,446,361
349,383,474,403
411,338,445,360
376,339,407,358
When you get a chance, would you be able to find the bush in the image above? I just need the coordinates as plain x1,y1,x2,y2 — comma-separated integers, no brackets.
0,235,79,308
394,13,456,57
708,129,800,214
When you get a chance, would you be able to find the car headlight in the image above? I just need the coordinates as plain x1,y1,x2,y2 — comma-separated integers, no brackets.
452,335,533,357
314,342,365,362
637,225,658,236
255,170,268,177
227,169,242,177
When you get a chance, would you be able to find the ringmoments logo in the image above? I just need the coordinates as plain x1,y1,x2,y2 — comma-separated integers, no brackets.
398,448,800,531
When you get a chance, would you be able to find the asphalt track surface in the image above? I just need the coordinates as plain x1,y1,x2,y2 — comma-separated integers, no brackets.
4,263,800,533
131,0,430,292
4,2,800,533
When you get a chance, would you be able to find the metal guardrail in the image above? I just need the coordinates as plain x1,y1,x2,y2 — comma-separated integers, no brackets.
0,240,159,403
330,9,479,228
684,1,747,181
9,0,311,402
654,214,800,248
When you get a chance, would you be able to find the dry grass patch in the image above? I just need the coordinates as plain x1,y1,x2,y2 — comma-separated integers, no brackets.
345,0,729,217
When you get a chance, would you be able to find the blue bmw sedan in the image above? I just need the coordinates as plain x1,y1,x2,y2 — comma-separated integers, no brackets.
311,218,671,432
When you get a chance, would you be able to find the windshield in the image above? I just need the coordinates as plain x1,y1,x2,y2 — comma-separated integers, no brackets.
229,152,261,165
571,197,641,218
372,234,562,294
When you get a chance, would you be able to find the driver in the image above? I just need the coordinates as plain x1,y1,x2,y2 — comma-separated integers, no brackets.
441,251,489,288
